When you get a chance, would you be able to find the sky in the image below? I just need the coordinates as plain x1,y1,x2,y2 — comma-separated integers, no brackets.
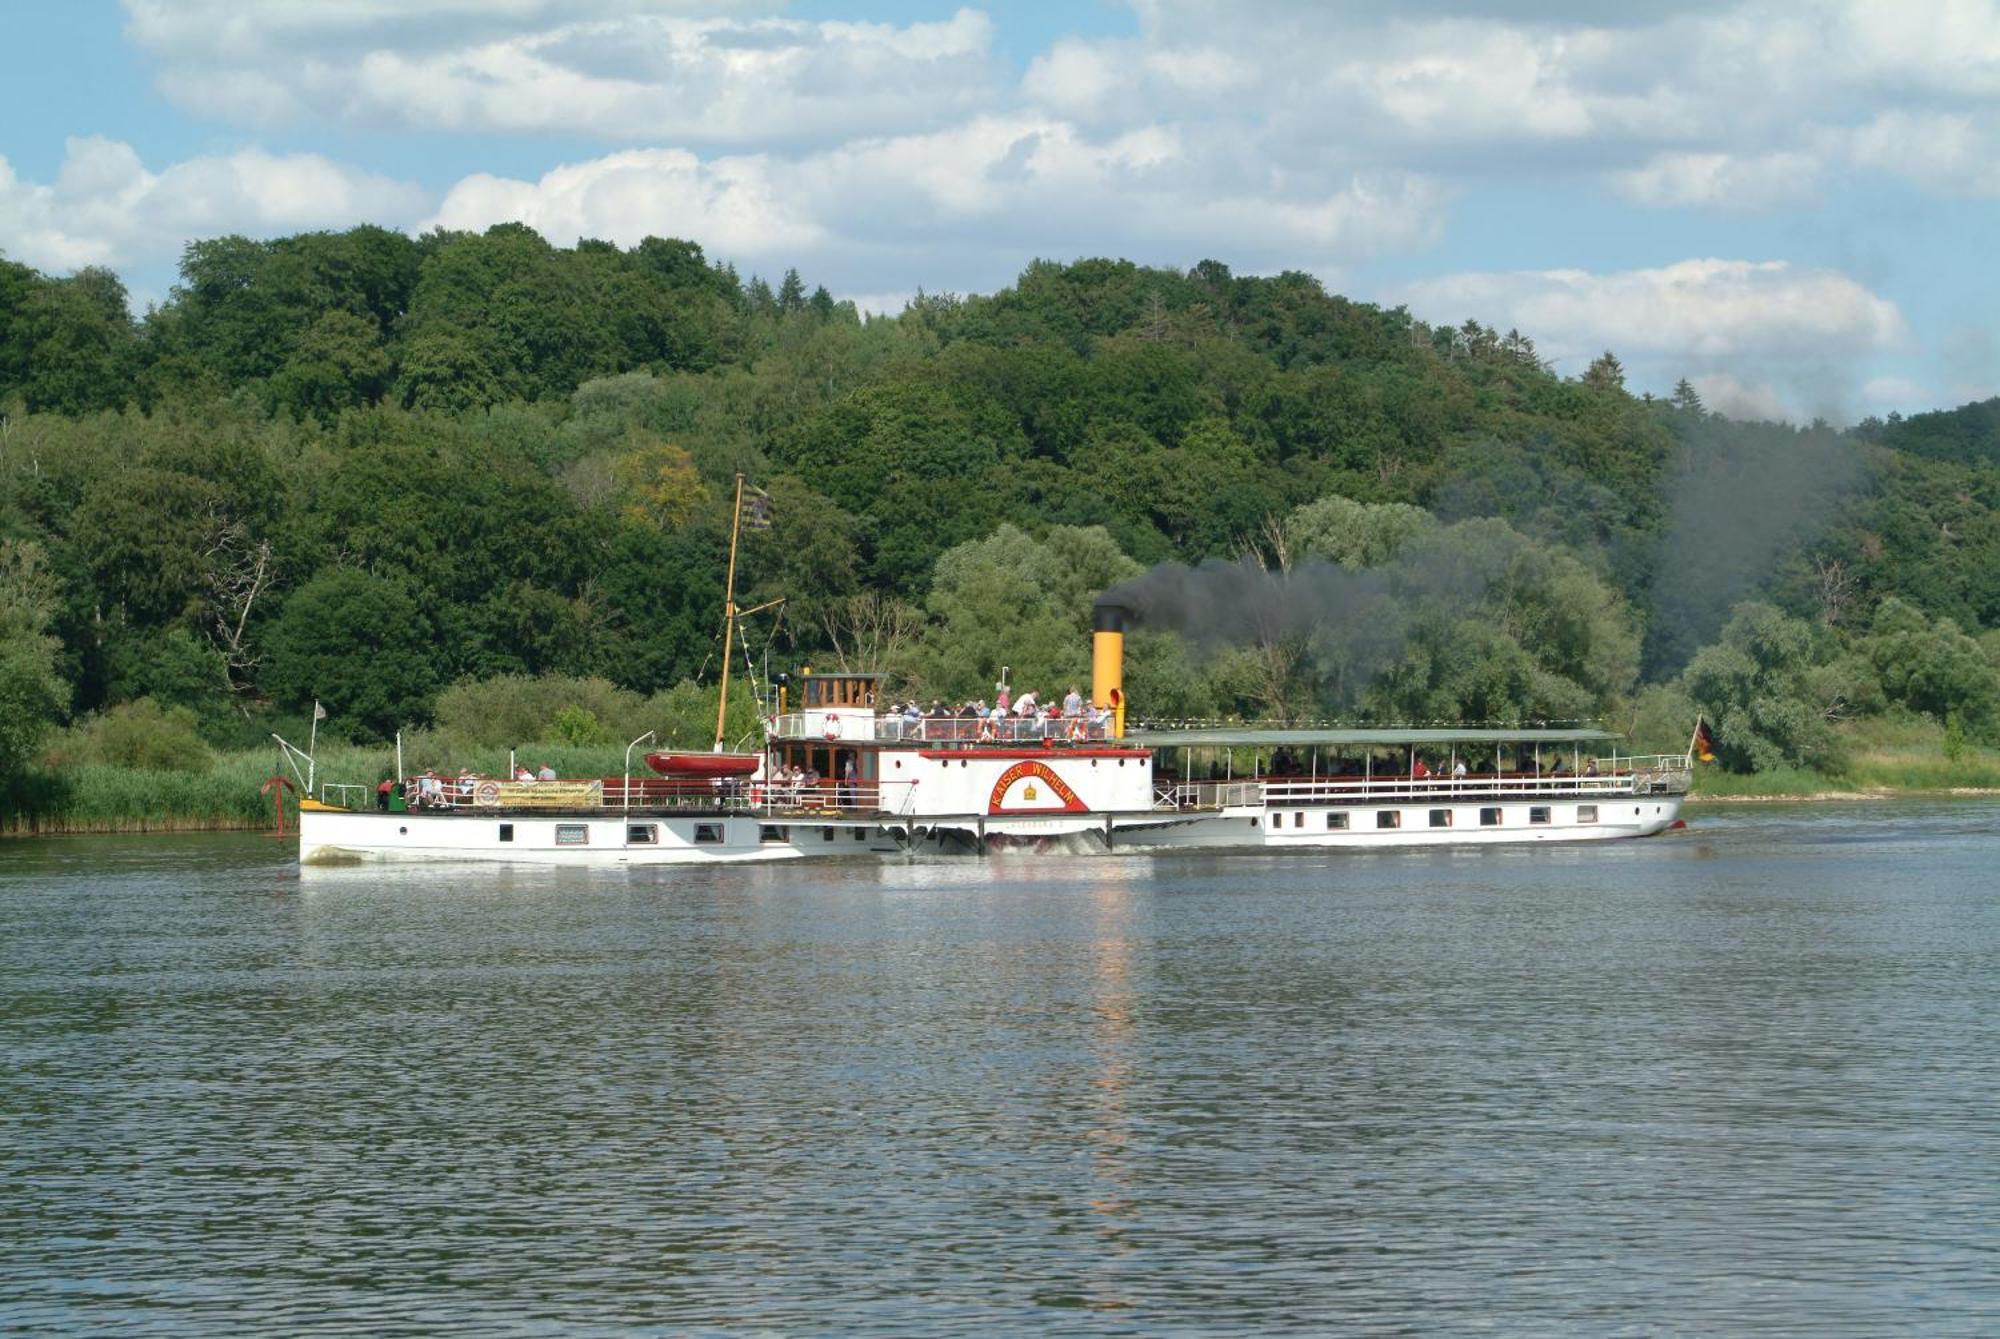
2,0,1997,423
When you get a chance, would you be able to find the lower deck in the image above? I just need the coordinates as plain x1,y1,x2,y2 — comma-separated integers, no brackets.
1122,794,1683,849
298,788,1686,864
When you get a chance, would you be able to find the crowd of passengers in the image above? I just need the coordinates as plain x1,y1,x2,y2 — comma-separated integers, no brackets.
880,685,1112,740
375,763,561,811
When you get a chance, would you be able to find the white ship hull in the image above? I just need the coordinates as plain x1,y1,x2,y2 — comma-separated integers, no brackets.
299,809,899,866
1115,795,1683,850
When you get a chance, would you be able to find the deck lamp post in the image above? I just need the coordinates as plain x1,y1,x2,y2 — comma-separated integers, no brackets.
623,731,656,813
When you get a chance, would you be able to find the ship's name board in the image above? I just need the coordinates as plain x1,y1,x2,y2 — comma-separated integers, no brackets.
475,781,605,809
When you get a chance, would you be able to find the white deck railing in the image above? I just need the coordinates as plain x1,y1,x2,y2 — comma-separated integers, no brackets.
768,712,1115,745
332,776,925,819
1153,756,1691,812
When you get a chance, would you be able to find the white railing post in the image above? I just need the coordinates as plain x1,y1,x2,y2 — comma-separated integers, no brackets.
623,730,656,813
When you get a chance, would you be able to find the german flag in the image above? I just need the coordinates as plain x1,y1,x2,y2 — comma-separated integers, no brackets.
1693,719,1717,763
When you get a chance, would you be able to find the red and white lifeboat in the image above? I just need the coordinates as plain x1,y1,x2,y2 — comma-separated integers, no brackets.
643,751,761,779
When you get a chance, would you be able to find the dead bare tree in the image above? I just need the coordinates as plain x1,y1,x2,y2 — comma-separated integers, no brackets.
204,516,272,700
819,591,924,675
1232,512,1294,575
1811,555,1855,627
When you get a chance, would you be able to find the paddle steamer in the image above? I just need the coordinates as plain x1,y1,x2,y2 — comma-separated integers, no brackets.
294,604,1690,865
291,473,1690,865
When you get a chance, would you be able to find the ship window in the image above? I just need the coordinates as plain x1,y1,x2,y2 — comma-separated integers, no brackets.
1578,805,1598,823
1479,808,1501,827
1429,809,1451,828
627,824,659,845
853,827,866,841
761,825,789,843
1294,812,1305,828
822,827,836,842
555,824,589,846
1528,806,1552,825
1377,811,1401,829
1327,811,1349,830
498,824,515,842
693,823,724,844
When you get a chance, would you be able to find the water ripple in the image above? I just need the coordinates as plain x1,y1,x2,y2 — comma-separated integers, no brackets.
2,803,1997,1334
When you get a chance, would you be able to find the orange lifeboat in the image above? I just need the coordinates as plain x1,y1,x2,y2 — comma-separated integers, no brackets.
644,752,761,778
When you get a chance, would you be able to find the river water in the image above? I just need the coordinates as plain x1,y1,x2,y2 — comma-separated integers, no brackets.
2,801,1996,1335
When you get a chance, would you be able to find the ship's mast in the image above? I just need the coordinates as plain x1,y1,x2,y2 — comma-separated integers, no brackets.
713,471,746,753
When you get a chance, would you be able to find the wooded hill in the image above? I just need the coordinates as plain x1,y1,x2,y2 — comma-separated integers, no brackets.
4,224,2000,797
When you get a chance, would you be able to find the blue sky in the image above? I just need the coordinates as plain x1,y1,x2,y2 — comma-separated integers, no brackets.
4,1,1997,422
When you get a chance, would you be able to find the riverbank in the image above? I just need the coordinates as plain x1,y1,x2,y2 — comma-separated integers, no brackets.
0,741,643,838
1677,717,2000,801
7,717,1993,836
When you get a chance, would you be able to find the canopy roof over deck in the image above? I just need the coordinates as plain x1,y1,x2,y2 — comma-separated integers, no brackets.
1124,726,1620,749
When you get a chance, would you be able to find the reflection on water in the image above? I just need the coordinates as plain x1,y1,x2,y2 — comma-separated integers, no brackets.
2,803,1998,1334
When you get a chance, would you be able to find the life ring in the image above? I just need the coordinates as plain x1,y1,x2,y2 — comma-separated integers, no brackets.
823,721,840,741
978,717,997,742
1065,717,1087,742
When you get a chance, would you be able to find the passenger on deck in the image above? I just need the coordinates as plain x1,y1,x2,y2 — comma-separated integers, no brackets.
1063,686,1084,717
537,762,557,781
1014,690,1038,717
1585,758,1599,776
515,765,535,782
1412,756,1431,778
1453,759,1468,779
841,758,858,806
995,683,1012,713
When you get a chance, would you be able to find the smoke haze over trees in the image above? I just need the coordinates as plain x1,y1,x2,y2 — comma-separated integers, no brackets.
4,226,2000,806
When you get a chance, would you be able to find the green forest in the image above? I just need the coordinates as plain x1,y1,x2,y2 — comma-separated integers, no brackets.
6,223,2000,828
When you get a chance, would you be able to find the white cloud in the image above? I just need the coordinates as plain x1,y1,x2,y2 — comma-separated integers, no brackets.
841,290,914,317
1844,109,2000,196
1691,372,1791,421
124,1,1000,147
0,137,427,274
1022,0,2000,215
1396,258,1908,419
1609,150,1822,211
422,118,1446,273
428,148,821,256
1400,258,1906,363
1861,374,1931,408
